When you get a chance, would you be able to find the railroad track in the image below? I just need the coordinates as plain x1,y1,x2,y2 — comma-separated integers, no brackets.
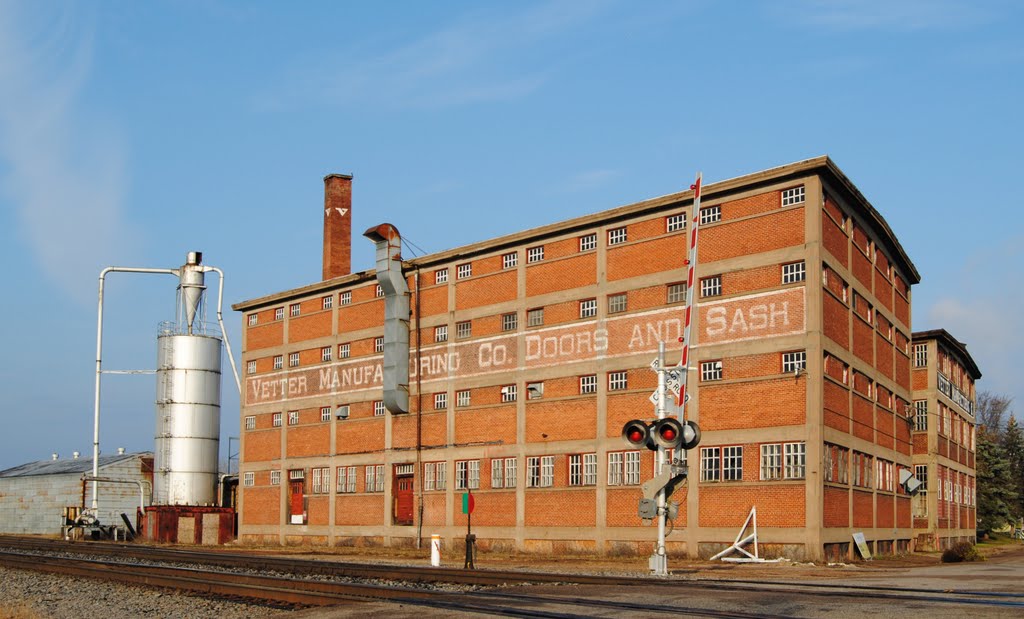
2,536,1022,617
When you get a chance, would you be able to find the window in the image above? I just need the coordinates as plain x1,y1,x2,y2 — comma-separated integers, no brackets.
852,451,872,488
914,400,928,431
275,308,284,321
373,401,385,416
607,451,641,486
375,337,384,353
579,233,597,252
320,407,331,422
526,382,544,400
723,446,743,481
247,313,258,326
273,355,283,370
913,343,928,367
569,453,598,486
666,213,686,232
247,360,256,375
782,185,805,206
288,410,299,425
608,293,627,314
433,325,448,342
608,227,627,245
782,351,806,374
760,444,782,480
435,269,448,284
492,457,517,489
335,405,350,420
434,392,447,410
667,283,687,304
365,465,384,492
455,460,480,490
244,415,256,430
289,352,300,367
456,390,471,407
338,343,350,359
700,275,721,298
424,462,447,491
875,459,894,492
311,467,330,494
340,291,351,305
699,205,721,224
503,252,518,269
502,313,518,331
700,447,721,482
322,295,333,310
243,472,254,486
701,360,722,381
501,384,517,402
272,412,282,427
375,284,383,298
457,263,472,279
527,308,544,327
527,246,544,263
608,371,628,391
526,455,554,488
456,321,471,339
579,298,597,318
270,470,281,486
782,261,806,284
579,375,597,394
337,466,357,493
784,443,806,479
290,303,301,317
321,347,332,362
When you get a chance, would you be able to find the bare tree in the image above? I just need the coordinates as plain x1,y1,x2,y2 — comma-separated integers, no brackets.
976,391,1014,436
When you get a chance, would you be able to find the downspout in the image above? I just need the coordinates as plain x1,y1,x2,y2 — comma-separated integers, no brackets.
414,268,424,548
206,266,242,395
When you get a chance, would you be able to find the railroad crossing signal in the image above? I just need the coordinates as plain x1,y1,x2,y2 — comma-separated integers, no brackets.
621,418,701,451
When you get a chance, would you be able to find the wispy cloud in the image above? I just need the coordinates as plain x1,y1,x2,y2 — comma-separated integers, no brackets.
0,4,136,305
257,1,612,111
780,0,994,32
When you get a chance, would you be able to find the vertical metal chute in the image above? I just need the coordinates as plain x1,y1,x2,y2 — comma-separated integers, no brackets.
364,224,410,414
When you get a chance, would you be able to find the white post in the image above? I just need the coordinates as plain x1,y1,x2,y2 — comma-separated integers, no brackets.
430,534,441,567
652,342,669,576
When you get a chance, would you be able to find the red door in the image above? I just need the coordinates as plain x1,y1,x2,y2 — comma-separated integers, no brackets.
394,476,414,525
289,479,305,524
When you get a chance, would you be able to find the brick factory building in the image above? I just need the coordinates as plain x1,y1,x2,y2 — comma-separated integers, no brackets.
234,156,943,562
910,329,981,550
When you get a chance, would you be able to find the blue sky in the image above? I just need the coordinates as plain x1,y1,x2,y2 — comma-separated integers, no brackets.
0,1,1020,470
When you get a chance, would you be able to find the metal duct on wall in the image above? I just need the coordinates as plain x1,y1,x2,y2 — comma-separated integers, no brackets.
364,223,410,414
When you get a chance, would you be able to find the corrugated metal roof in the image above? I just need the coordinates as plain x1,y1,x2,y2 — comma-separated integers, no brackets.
0,452,153,478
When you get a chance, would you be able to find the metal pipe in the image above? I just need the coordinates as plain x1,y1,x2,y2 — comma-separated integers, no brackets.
82,476,152,516
93,266,178,510
414,268,423,549
206,266,241,394
656,342,667,572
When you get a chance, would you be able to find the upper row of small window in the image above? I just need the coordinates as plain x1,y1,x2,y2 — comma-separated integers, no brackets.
697,185,804,226
248,287,386,325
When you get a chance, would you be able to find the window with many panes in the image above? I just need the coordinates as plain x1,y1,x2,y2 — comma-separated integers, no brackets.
782,351,806,373
365,465,384,492
248,313,258,326
608,293,627,314
247,360,256,375
491,457,517,489
527,246,544,263
457,390,471,407
322,295,333,310
666,213,686,232
243,472,254,486
700,447,721,481
701,360,722,381
272,412,282,427
275,307,284,321
311,467,330,494
320,407,331,422
337,466,357,493
502,313,517,331
781,185,805,206
608,227,627,245
569,453,597,486
289,352,300,367
321,347,332,362
273,355,283,370
579,233,597,252
700,275,721,297
502,252,518,269
288,410,299,425
784,442,806,478
373,401,385,416
699,205,721,224
457,263,471,279
579,298,597,318
338,343,350,358
270,470,281,485
526,455,554,488
667,283,687,303
579,374,597,394
434,392,447,410
375,284,383,297
913,343,927,367
424,461,447,491
782,261,806,283
434,325,448,342
245,415,255,430
456,321,471,339
723,446,743,481
608,371,628,391
435,269,448,284
455,460,480,490
375,337,384,352
290,303,301,317
501,385,517,402
914,400,928,431
607,451,642,486
340,291,351,305
527,308,544,327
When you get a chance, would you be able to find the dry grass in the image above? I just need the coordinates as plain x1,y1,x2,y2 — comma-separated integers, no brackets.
0,603,42,619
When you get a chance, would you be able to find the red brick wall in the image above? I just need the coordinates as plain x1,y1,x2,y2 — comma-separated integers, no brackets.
527,254,596,296
456,405,517,444
335,495,384,525
698,485,805,527
286,425,330,458
701,379,806,430
245,431,280,462
336,419,385,454
290,311,332,343
241,487,279,525
247,322,284,350
852,490,874,528
456,271,517,309
700,208,805,263
823,487,849,527
607,236,685,281
525,490,596,527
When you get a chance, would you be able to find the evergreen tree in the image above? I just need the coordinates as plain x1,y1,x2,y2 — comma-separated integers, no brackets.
1002,416,1024,522
977,426,1017,534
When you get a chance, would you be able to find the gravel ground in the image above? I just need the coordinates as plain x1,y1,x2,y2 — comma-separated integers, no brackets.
0,567,288,619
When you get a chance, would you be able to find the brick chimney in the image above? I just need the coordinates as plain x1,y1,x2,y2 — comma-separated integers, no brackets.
323,174,353,280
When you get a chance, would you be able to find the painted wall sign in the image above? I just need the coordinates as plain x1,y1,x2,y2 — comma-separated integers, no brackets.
699,287,805,346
